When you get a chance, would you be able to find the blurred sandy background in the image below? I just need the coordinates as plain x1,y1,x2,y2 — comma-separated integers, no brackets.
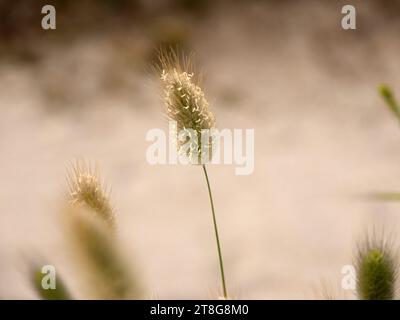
1,0,400,299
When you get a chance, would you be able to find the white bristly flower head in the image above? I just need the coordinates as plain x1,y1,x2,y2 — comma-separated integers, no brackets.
159,51,216,164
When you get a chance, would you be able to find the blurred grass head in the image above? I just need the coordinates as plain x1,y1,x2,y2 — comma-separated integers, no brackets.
64,162,142,299
67,160,114,227
355,231,398,300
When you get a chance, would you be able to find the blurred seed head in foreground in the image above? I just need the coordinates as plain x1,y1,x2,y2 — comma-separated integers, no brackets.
64,161,142,299
67,160,114,227
355,231,398,300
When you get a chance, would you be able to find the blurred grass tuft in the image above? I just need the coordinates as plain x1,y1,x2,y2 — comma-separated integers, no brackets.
355,231,398,300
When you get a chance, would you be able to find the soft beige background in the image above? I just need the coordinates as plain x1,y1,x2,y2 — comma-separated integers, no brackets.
1,0,400,299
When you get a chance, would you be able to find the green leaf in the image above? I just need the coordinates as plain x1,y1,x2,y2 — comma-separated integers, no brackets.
379,84,400,123
365,192,400,202
31,266,72,300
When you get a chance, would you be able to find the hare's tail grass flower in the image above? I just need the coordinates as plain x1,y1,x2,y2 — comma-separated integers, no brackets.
65,161,142,299
67,160,115,227
379,84,400,123
157,50,228,298
355,231,398,300
158,49,216,164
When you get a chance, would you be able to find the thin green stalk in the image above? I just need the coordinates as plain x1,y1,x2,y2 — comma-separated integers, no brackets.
202,164,227,298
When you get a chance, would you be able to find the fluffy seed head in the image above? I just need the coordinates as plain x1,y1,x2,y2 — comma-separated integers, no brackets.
67,161,114,226
159,50,216,163
355,232,398,300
